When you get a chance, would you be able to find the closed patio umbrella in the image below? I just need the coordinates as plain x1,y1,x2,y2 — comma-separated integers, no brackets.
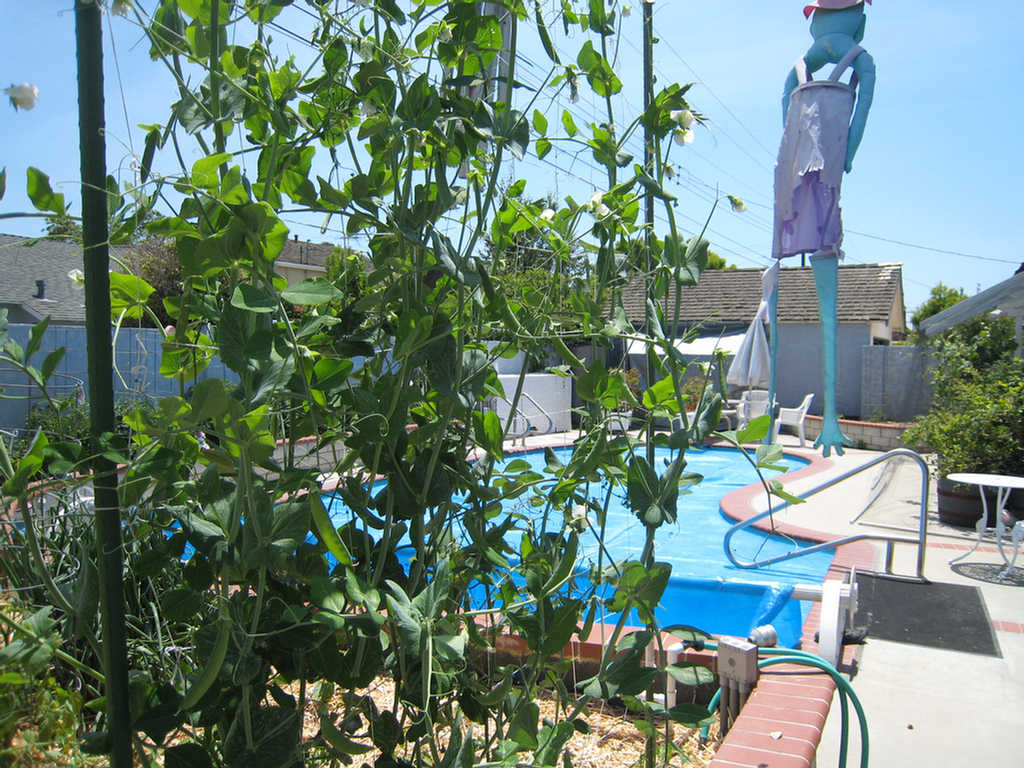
726,262,778,390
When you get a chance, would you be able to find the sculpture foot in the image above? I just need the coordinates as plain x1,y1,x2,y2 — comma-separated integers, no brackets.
813,419,850,457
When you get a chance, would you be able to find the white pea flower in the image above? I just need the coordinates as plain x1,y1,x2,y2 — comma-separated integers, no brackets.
728,195,747,213
673,127,695,146
437,23,452,43
539,208,555,222
589,190,604,208
621,4,632,17
5,83,38,111
111,0,132,16
665,164,675,179
595,203,611,218
360,101,378,117
68,268,85,289
670,108,694,129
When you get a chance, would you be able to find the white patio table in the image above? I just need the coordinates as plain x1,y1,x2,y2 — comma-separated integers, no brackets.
946,472,1024,581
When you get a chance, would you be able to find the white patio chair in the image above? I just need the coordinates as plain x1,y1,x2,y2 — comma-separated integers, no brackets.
736,390,773,431
772,393,815,447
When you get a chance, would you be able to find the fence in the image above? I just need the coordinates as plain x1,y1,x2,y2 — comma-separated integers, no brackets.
860,344,933,423
0,323,237,430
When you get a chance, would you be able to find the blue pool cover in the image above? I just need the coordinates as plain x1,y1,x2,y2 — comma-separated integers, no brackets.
327,445,833,647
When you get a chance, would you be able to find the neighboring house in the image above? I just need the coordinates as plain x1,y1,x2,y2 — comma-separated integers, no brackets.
619,262,907,419
275,236,336,286
0,233,123,325
0,233,341,325
919,266,1024,357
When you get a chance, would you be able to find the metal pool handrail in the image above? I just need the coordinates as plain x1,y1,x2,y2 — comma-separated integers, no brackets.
724,448,931,581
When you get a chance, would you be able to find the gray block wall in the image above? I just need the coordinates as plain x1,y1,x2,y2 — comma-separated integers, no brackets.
860,345,933,423
774,322,868,419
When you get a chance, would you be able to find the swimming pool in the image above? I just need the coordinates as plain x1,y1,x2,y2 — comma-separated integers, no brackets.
326,445,833,647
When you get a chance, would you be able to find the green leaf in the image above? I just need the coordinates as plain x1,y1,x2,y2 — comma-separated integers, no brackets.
162,588,204,623
281,279,344,306
561,109,577,137
24,316,51,363
666,662,715,686
0,167,6,200
677,235,709,285
163,741,211,765
109,273,156,321
508,701,539,751
189,379,230,423
230,283,277,313
26,167,65,214
474,410,504,459
190,153,231,188
577,41,622,97
3,430,47,496
39,347,64,384
106,175,123,217
532,108,548,135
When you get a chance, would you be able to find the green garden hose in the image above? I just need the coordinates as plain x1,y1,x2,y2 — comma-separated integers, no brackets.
695,642,868,768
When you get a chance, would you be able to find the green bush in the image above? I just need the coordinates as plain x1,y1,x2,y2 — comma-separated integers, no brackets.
902,316,1024,476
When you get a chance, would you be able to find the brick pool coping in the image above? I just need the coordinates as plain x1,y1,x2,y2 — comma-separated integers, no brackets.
710,443,875,768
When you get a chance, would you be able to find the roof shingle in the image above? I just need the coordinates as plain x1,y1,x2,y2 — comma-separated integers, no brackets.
619,262,904,328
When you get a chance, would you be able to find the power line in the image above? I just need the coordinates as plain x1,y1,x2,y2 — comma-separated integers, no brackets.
844,230,1019,265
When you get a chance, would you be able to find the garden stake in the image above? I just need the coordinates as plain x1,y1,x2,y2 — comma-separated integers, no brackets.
75,2,132,765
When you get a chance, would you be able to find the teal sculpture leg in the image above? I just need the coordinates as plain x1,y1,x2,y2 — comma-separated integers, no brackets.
810,253,849,456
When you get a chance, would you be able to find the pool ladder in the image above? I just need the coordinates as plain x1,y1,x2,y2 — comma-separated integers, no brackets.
723,448,931,582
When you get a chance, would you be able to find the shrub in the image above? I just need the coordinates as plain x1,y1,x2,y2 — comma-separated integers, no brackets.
902,316,1024,476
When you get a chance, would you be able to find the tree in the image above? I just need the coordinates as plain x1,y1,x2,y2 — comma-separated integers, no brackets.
705,249,734,269
910,282,967,341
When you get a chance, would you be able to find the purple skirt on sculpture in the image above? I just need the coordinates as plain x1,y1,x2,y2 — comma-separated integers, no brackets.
777,170,843,258
773,54,858,260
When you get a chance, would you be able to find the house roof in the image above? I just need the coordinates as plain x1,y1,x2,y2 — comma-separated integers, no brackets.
0,234,115,325
0,233,342,326
620,262,906,331
919,268,1024,337
276,237,336,269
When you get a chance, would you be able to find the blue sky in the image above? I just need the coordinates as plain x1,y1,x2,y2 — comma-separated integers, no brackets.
2,1,1022,315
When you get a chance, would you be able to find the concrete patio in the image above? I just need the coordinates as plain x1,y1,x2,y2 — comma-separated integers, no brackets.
757,435,1024,768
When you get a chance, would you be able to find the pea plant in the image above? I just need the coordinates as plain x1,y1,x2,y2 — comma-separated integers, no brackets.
0,2,770,767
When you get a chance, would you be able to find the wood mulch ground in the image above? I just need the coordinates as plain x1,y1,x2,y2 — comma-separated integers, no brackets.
302,675,720,768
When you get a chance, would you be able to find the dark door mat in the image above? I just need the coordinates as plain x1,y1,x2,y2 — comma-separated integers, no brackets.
854,573,1001,657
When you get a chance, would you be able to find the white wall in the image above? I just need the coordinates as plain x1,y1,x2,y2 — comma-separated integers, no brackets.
493,373,572,434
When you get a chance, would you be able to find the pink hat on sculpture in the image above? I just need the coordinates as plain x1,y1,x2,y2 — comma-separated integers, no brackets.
804,0,870,19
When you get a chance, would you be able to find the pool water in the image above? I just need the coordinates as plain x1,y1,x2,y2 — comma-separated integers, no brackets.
327,445,833,647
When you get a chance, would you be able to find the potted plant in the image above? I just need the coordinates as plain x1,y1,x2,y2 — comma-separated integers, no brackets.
902,316,1024,526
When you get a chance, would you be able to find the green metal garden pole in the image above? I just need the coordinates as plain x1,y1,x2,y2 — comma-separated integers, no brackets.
74,2,132,766
642,0,656,470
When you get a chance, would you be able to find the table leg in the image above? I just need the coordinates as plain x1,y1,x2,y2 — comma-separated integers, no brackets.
1003,521,1024,580
949,487,991,566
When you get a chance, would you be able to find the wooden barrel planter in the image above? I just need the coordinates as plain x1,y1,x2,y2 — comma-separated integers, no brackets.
937,476,1024,528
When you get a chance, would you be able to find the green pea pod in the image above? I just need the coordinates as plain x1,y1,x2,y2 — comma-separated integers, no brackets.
311,493,352,566
178,618,229,712
320,707,373,755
